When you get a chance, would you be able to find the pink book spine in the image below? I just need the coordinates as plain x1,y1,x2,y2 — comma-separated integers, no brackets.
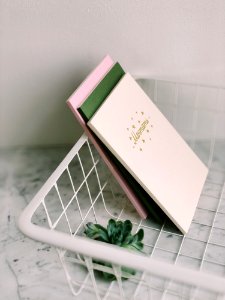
67,55,148,219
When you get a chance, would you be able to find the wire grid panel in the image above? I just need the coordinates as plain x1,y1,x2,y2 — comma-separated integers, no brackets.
19,80,225,300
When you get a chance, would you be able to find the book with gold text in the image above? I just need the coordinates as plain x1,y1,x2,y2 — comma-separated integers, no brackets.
88,73,208,234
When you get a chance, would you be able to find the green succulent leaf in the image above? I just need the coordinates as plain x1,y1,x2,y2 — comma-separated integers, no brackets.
107,219,116,240
84,219,145,281
84,222,109,243
122,220,133,240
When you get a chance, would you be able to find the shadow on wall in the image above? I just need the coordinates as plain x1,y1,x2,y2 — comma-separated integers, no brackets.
2,62,91,148
30,65,85,147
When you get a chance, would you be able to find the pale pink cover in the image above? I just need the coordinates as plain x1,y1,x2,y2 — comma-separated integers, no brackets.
67,55,148,219
88,73,208,234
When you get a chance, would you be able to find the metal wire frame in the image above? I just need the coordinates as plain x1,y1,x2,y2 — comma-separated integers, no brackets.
18,79,225,300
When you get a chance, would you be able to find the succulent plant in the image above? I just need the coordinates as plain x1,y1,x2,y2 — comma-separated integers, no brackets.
84,219,144,280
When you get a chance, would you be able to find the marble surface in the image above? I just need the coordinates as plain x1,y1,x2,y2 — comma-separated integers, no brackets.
1,140,225,300
0,146,82,300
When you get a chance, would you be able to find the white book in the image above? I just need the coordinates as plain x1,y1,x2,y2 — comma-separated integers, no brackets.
88,73,208,234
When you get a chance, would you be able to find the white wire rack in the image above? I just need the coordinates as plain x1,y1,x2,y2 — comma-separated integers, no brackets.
18,79,225,300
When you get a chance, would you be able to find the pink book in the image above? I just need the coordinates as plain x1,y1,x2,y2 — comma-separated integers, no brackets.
67,55,148,218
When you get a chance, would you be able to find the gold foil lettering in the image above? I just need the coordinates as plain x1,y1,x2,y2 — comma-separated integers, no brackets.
131,119,149,143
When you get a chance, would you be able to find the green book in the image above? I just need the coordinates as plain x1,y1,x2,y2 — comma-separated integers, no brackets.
79,63,163,222
78,62,125,121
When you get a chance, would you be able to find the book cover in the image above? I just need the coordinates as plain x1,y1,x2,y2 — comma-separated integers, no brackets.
78,62,125,121
66,56,148,219
67,55,114,111
88,73,208,234
79,63,163,221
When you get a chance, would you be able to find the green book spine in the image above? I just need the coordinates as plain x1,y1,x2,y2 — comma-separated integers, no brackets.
78,62,125,121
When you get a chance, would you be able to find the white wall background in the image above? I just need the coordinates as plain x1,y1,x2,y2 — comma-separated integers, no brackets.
1,0,225,148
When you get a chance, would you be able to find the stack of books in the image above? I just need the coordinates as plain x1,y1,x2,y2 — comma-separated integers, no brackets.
67,55,208,234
